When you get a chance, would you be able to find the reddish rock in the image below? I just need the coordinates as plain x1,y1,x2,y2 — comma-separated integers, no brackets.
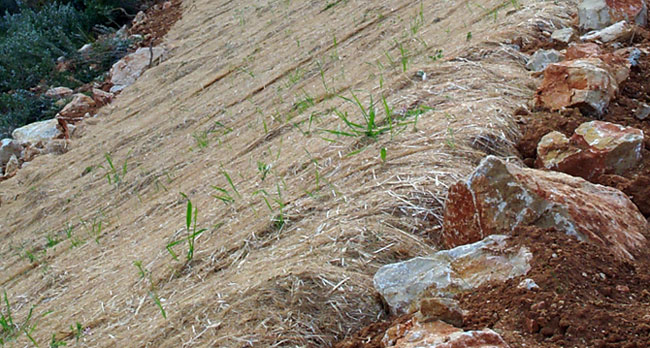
382,317,509,348
57,93,95,120
566,43,603,60
92,88,114,106
537,121,643,180
44,86,73,99
534,58,627,116
442,156,647,260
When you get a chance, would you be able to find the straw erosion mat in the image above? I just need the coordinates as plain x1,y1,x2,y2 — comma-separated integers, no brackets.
0,0,585,347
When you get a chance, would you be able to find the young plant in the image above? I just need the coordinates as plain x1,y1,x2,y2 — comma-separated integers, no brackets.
100,151,130,185
149,291,166,319
192,131,210,149
166,193,207,262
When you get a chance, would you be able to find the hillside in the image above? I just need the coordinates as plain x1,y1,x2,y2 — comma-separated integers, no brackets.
2,0,644,347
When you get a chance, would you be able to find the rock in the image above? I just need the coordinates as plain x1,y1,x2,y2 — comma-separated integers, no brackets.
43,139,70,155
537,121,643,179
12,119,62,145
518,278,540,290
0,138,23,168
78,43,92,54
3,154,19,177
551,28,576,43
373,235,531,315
92,88,114,106
525,49,564,72
635,103,650,120
44,87,73,99
58,93,95,120
21,144,42,162
162,1,172,10
109,47,166,93
580,21,635,43
566,43,602,59
382,318,509,348
534,58,625,116
578,0,647,30
417,297,465,327
442,156,647,260
133,11,146,25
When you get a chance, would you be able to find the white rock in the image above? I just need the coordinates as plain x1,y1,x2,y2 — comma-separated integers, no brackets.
11,119,61,145
526,49,564,72
373,235,532,315
551,28,576,43
581,21,634,43
109,47,166,93
518,278,540,290
636,103,650,120
0,138,22,167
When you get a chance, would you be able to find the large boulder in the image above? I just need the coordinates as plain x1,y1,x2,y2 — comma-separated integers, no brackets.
57,93,95,120
12,119,62,145
0,138,22,168
382,317,509,348
534,58,627,116
442,156,647,260
578,0,647,30
536,121,643,179
373,235,531,315
110,46,166,93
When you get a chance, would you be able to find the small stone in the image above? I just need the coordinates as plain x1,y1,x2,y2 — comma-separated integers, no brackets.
92,88,114,106
133,11,146,25
4,154,19,177
525,49,564,72
616,285,630,293
417,297,465,327
551,28,576,44
518,278,540,291
44,87,73,99
162,1,172,10
635,103,650,120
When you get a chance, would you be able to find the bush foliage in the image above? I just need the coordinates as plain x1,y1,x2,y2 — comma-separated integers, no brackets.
0,0,142,138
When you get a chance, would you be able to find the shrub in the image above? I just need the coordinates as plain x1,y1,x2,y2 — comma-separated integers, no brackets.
0,90,58,138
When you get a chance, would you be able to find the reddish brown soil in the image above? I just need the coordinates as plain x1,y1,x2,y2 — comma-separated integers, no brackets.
130,0,183,47
458,226,650,348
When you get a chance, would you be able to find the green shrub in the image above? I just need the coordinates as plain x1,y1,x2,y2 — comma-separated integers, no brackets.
0,90,58,138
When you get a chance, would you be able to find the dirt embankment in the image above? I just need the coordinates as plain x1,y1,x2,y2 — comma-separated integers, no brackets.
4,0,637,347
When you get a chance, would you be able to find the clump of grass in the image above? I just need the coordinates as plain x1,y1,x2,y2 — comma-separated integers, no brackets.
0,291,37,346
100,151,130,186
192,131,210,149
166,193,207,262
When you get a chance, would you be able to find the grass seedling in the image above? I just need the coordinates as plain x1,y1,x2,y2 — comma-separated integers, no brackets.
380,147,387,162
466,31,472,41
395,40,408,72
222,171,241,199
166,193,207,262
0,291,37,346
257,161,271,181
50,334,67,347
410,2,425,35
133,260,147,279
446,127,456,149
100,151,130,186
71,322,83,343
324,92,397,140
65,224,83,248
192,131,210,149
149,291,166,319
